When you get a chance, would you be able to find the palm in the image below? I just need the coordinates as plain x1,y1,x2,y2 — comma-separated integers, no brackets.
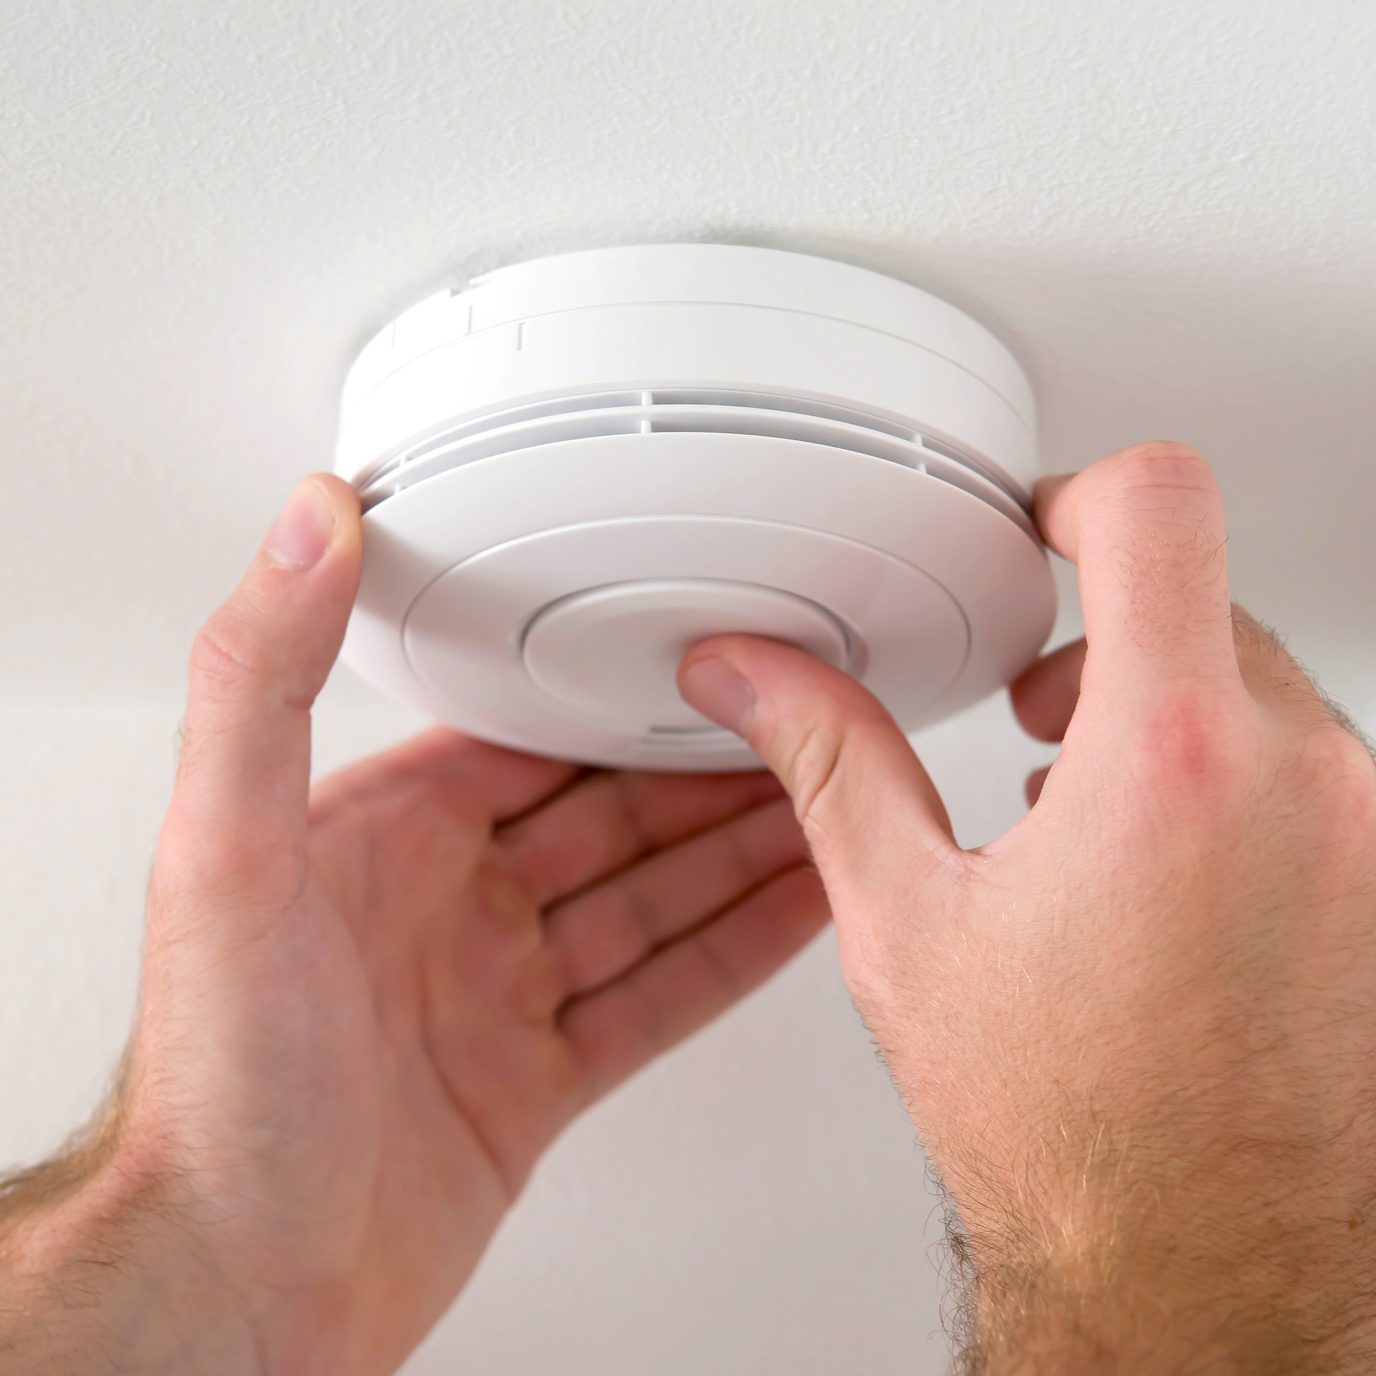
280,728,824,1365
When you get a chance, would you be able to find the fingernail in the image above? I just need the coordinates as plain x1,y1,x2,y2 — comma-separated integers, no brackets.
679,657,756,736
263,479,335,569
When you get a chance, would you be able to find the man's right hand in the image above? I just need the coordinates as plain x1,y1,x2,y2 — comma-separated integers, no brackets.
680,442,1376,1374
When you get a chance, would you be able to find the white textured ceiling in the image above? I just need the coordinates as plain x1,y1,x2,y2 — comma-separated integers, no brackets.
3,8,1375,1373
2,0,1374,715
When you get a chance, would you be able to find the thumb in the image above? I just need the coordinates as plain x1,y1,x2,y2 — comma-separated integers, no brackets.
678,636,958,890
159,474,362,906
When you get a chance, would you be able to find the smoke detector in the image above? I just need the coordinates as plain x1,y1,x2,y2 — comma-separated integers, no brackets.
333,244,1054,770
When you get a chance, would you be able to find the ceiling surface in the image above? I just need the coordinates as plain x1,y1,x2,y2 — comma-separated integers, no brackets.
2,0,1373,719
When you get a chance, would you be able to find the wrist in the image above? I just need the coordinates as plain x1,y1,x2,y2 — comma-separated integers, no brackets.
943,1147,1376,1376
957,1253,1346,1376
0,1122,264,1376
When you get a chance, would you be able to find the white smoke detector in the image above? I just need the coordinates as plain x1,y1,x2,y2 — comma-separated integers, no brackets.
334,244,1054,770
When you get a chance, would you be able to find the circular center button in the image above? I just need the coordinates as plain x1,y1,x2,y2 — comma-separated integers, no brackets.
521,578,850,732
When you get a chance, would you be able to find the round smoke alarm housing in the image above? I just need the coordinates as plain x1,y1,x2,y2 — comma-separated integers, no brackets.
334,243,1055,771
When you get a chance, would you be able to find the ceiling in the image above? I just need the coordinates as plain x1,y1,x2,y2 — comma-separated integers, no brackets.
2,0,1373,721
2,6,1373,1371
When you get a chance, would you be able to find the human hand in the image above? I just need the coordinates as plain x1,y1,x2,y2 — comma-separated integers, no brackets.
679,443,1376,1374
0,475,826,1376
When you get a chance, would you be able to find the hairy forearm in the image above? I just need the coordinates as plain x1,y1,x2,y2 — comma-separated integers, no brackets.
958,1267,1359,1376
0,1122,260,1376
944,1184,1376,1376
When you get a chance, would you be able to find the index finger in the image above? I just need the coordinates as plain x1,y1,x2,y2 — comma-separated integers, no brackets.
1035,443,1241,697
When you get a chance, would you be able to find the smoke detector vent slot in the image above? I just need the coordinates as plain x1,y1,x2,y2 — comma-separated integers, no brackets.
355,388,1028,528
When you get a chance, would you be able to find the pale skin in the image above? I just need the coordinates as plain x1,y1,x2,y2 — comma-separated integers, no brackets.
1,442,1374,1374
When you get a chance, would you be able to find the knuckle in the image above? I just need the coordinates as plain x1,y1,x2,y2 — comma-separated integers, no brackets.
782,714,847,838
189,607,270,704
769,704,894,855
1290,726,1376,855
154,820,256,902
153,815,302,915
1103,441,1217,498
1127,687,1260,809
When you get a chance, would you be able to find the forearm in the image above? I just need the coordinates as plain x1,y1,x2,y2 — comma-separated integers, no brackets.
0,1128,261,1376
948,1184,1376,1376
961,1267,1342,1376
